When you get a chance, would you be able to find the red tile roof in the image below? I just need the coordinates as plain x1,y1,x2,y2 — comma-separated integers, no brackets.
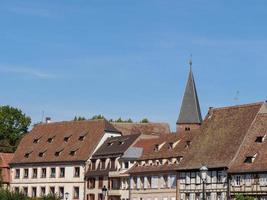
112,122,170,135
10,119,120,165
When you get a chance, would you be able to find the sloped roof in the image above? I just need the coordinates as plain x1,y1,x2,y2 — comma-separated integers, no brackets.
177,102,263,170
10,119,120,165
0,153,14,168
92,134,140,158
229,104,267,173
112,122,170,135
177,67,202,124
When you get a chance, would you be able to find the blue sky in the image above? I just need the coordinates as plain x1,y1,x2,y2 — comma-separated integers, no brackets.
0,0,267,130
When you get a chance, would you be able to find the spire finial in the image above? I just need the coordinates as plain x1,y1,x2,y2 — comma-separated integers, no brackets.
189,54,192,69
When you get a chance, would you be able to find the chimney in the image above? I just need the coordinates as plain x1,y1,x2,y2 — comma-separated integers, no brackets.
45,117,52,124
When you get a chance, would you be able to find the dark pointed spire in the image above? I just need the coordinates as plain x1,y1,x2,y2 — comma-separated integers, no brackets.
177,61,202,125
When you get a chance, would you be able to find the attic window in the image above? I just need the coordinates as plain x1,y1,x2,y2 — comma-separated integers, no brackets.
38,150,46,158
185,127,191,131
154,144,159,152
168,142,174,149
33,138,39,144
70,149,78,156
255,135,266,143
118,141,125,145
24,152,32,158
78,135,85,141
55,149,63,157
185,141,191,148
107,142,113,146
47,136,55,143
244,154,257,164
64,136,71,142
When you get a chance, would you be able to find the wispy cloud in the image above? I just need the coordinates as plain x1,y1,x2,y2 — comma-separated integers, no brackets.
0,65,56,79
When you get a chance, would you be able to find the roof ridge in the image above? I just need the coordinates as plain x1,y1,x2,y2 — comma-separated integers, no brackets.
212,102,264,111
36,118,106,126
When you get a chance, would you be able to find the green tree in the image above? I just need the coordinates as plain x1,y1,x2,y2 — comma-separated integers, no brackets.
140,118,149,123
74,116,86,121
235,194,255,200
0,106,31,145
91,115,105,120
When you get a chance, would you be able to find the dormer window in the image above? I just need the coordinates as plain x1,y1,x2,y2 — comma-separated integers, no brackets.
255,135,266,143
185,141,191,148
70,149,78,156
64,136,71,142
154,144,159,152
78,135,85,141
168,142,174,149
55,149,63,157
47,136,55,143
118,141,125,145
244,154,257,163
24,152,32,158
33,138,39,144
39,150,46,158
107,142,113,146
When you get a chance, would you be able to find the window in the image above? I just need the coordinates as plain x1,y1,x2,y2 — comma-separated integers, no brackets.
244,154,257,163
100,159,105,170
70,149,78,156
33,138,39,143
217,192,222,200
217,171,222,183
23,187,28,195
32,168,37,179
88,178,95,189
124,162,129,169
32,187,37,197
40,187,46,196
185,127,190,131
118,141,125,145
15,169,20,179
236,176,241,186
99,177,103,188
64,136,71,142
59,187,64,199
39,150,46,157
55,150,63,157
47,137,54,143
14,187,19,193
107,142,113,146
151,176,159,189
50,187,55,194
60,168,65,178
50,168,56,178
41,168,46,178
168,142,174,149
79,135,85,141
255,135,266,143
110,159,115,169
74,167,80,177
24,152,31,158
185,141,191,148
73,187,79,199
23,169,29,179
91,160,96,170
154,144,159,152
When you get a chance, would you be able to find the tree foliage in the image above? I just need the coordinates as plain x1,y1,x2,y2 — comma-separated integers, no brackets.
235,194,255,200
73,116,86,121
0,106,31,146
140,118,149,123
91,115,105,120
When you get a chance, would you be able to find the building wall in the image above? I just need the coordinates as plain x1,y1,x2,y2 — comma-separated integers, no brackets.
130,172,177,200
10,164,85,200
230,173,267,199
178,170,227,200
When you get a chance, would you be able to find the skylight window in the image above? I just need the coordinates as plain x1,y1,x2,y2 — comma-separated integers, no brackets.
244,154,257,164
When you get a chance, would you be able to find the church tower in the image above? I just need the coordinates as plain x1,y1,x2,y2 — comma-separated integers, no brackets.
176,60,202,133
